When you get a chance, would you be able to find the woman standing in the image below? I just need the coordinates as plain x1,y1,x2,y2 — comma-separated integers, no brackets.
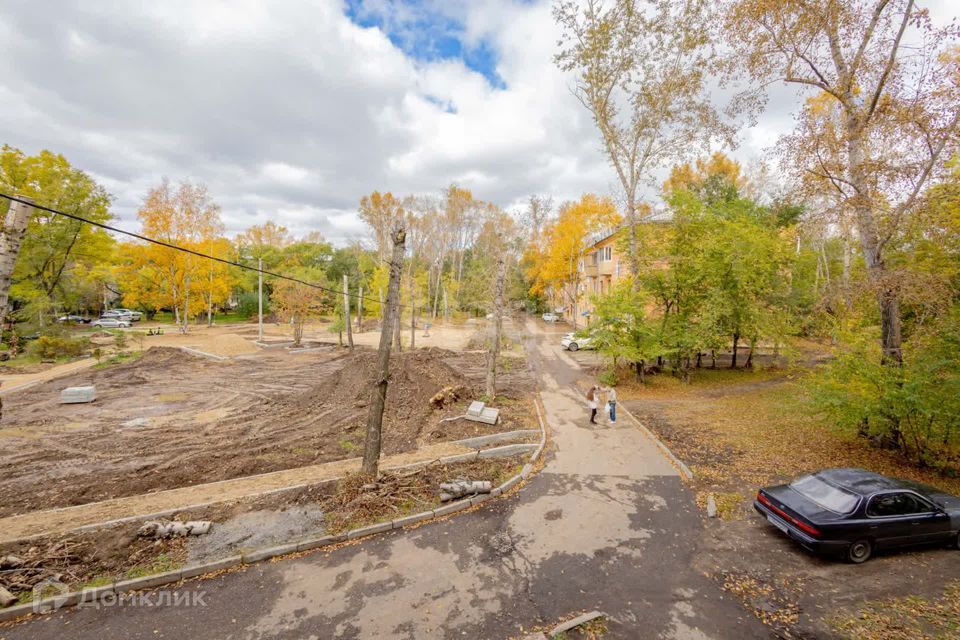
586,386,598,425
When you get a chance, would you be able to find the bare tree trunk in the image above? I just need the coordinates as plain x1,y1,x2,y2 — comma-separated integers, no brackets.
343,274,353,351
0,197,34,319
181,270,191,335
394,299,402,352
409,277,415,349
730,331,739,369
485,254,506,399
361,224,405,477
848,124,902,364
443,287,449,323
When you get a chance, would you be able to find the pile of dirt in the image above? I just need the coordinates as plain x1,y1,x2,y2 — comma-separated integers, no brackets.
262,347,482,455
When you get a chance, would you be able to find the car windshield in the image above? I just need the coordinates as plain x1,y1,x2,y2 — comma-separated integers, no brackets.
789,475,859,514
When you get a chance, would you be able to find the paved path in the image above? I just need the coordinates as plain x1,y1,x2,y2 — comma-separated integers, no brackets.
1,320,769,639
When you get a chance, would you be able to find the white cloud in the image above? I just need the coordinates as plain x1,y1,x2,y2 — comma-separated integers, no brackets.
0,0,957,243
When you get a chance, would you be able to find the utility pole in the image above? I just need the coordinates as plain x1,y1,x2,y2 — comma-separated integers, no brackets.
357,286,363,333
361,223,405,477
257,257,263,343
343,274,354,350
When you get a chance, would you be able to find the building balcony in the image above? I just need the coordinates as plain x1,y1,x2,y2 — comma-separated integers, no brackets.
583,264,598,277
598,261,614,276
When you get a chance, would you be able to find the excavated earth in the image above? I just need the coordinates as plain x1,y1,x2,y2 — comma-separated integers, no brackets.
0,345,536,518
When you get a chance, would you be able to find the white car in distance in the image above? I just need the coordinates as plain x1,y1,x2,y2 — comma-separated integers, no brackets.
542,312,559,323
92,317,131,329
561,332,593,351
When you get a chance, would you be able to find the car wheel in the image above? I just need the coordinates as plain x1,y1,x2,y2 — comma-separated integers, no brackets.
847,538,872,564
568,342,579,352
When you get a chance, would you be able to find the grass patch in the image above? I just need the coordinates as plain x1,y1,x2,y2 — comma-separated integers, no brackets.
618,367,960,510
92,351,143,369
124,552,179,579
338,438,357,452
830,580,960,640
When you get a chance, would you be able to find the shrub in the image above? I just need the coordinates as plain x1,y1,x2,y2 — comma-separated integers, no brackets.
27,335,91,360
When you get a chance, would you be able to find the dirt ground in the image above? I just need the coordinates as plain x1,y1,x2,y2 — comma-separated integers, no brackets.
0,455,527,604
0,339,536,519
606,354,960,640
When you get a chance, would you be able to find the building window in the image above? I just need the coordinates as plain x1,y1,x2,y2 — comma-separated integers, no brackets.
604,246,612,261
615,260,621,276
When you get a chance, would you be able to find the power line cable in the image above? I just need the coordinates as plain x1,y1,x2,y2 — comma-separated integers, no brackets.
0,192,397,309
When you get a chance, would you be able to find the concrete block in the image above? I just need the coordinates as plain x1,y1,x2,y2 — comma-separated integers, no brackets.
707,494,718,518
60,385,96,404
520,463,533,479
454,430,539,449
32,590,81,613
346,521,393,539
296,536,337,552
113,569,183,593
179,555,241,579
499,475,521,493
432,500,469,518
469,494,492,507
0,602,36,623
478,443,537,459
465,407,499,425
549,611,606,637
76,583,116,605
466,400,485,417
392,512,433,529
241,543,299,564
490,487,503,498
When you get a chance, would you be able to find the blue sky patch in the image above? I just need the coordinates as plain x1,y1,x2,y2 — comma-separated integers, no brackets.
344,0,507,90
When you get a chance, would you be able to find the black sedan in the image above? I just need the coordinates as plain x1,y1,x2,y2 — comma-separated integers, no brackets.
754,468,960,563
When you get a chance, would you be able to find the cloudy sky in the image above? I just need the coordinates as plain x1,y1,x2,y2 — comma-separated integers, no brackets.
0,1,957,244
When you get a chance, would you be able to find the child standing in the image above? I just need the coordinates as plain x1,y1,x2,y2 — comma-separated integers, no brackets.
606,386,617,423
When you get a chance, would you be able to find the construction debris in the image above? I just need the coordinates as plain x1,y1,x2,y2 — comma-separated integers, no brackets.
60,385,96,404
439,480,492,502
0,585,16,607
465,400,500,425
136,520,212,539
549,611,607,638
429,385,468,408
0,554,23,569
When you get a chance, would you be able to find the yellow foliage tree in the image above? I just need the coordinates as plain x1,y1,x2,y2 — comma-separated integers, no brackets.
528,194,621,328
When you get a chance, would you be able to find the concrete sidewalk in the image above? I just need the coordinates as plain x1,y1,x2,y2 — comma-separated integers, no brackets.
2,319,768,639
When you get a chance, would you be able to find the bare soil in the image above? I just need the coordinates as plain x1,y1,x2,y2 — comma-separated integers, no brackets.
0,455,526,604
0,344,535,518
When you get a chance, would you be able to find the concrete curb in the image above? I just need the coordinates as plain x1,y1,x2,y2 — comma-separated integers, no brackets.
618,402,693,480
0,396,551,625
177,346,229,361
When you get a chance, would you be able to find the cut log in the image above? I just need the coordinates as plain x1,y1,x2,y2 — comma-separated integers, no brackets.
137,520,212,538
0,554,23,569
439,480,492,501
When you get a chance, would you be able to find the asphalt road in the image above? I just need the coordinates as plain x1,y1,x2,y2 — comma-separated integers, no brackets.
1,320,770,639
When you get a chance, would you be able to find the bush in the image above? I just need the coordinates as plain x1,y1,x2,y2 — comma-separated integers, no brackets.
27,335,91,360
235,292,267,320
808,312,960,470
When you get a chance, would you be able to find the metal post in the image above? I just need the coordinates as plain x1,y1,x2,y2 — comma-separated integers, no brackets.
257,257,263,343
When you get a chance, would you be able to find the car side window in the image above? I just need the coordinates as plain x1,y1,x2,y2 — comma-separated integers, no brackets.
867,492,933,517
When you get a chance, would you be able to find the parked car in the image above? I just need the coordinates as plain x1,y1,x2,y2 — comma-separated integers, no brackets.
542,312,559,323
92,317,131,329
102,309,140,321
112,308,142,321
56,315,90,324
561,332,594,351
754,468,960,564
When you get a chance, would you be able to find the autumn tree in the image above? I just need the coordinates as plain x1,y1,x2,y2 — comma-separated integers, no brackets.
136,179,223,333
359,191,405,262
530,194,620,328
0,146,115,321
271,269,326,347
725,0,960,365
554,0,729,282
